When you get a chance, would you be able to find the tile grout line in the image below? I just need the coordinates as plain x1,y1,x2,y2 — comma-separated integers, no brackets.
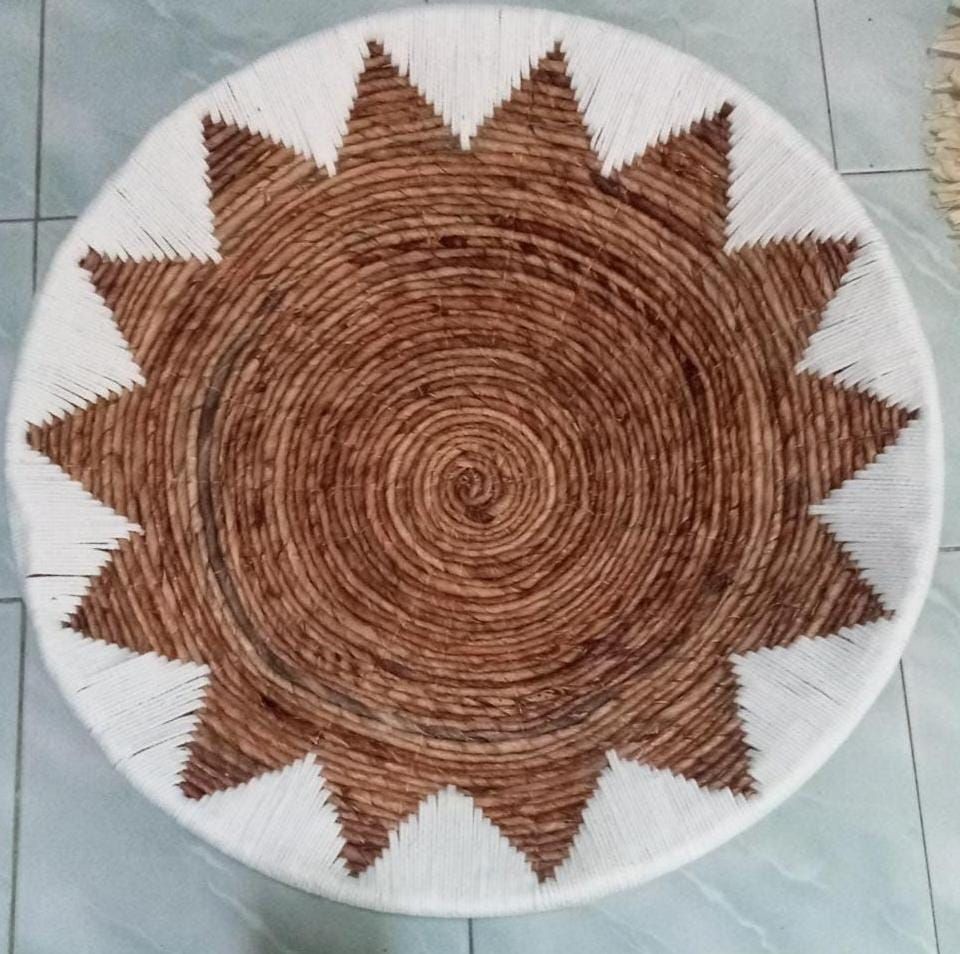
0,215,76,226
5,606,26,954
29,0,47,292
12,2,46,949
899,661,943,954
468,918,474,954
812,0,839,170
841,167,930,177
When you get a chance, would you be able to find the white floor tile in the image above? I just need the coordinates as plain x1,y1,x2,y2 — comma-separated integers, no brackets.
0,223,34,598
0,0,40,218
819,0,943,171
902,551,960,954
0,603,22,947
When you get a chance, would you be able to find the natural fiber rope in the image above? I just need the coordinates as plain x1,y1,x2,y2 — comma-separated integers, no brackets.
27,44,911,879
929,7,960,241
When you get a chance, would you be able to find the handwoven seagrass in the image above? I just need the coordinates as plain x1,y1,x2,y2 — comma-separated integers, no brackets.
930,9,960,241
7,7,942,916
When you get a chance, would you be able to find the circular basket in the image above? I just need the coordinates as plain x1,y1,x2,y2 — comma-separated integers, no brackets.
6,6,942,917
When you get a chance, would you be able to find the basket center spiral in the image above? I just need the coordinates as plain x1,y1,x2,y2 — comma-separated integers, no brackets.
28,43,912,879
202,156,733,695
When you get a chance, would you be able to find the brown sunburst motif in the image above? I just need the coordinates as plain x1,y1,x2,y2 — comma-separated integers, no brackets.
29,43,911,880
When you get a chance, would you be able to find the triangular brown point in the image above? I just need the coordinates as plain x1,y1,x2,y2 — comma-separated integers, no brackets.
336,41,459,172
202,118,326,255
473,45,595,161
608,107,735,250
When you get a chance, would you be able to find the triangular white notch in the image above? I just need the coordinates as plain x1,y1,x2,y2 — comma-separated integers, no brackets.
79,105,218,262
550,755,747,892
810,416,935,612
733,620,895,790
561,18,733,175
361,786,538,914
724,101,868,250
37,627,209,792
173,755,348,885
378,6,557,149
12,448,139,578
206,22,370,176
9,232,144,430
10,448,140,632
796,240,926,409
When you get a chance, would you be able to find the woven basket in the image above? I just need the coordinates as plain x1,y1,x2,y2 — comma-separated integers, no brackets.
6,6,941,917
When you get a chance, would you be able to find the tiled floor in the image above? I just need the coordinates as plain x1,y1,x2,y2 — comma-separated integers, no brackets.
1,1,957,951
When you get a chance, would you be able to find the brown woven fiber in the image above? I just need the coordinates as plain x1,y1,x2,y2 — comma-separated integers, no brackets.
27,43,911,881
